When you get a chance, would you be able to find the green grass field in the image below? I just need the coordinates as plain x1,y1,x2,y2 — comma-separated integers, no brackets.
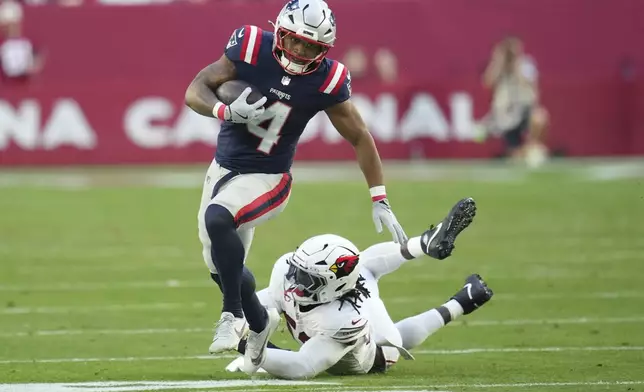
0,161,643,392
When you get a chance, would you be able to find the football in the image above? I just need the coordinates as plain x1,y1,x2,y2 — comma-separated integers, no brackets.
215,80,265,106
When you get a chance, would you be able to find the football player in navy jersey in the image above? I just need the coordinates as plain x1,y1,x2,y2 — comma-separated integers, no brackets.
185,0,407,374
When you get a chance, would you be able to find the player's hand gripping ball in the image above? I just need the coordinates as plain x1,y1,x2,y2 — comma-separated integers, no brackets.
215,80,267,124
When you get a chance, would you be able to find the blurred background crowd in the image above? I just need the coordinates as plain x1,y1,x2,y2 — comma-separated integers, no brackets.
1,0,642,167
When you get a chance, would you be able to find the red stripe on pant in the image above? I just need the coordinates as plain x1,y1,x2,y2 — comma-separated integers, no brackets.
233,173,292,227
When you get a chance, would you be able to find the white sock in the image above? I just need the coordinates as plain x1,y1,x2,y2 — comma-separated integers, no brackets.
405,235,425,259
394,300,464,350
444,299,464,320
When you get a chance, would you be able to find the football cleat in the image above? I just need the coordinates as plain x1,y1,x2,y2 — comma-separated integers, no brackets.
421,197,477,260
242,307,281,375
450,273,494,315
209,312,248,354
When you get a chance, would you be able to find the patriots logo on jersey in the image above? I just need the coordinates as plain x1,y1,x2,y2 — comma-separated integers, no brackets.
329,255,359,279
226,30,238,49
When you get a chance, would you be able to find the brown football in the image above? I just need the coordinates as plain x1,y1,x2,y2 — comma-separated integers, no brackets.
215,80,264,105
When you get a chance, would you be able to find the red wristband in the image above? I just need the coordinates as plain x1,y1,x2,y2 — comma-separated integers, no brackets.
213,102,227,120
369,186,387,202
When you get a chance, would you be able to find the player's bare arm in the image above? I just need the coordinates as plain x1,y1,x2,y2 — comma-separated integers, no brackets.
327,99,408,244
326,100,383,188
184,54,236,117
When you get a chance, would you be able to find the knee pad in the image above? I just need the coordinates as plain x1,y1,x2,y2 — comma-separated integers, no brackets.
204,204,235,237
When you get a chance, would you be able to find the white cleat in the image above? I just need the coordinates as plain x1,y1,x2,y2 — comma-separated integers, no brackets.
241,307,280,374
208,312,248,354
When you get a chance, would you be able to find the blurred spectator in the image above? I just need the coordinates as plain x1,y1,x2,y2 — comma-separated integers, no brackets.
0,0,44,84
476,36,549,167
342,46,368,81
373,47,398,84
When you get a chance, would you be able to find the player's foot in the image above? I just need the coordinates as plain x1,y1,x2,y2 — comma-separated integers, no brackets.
242,307,280,374
450,274,494,314
209,312,248,354
421,197,477,260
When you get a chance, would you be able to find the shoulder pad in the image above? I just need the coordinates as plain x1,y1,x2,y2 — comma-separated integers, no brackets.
225,25,264,66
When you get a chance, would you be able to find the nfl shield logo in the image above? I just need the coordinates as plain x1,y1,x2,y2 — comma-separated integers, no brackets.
281,76,291,86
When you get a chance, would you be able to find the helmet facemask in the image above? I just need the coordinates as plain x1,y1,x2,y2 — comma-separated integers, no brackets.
286,260,327,302
273,27,330,75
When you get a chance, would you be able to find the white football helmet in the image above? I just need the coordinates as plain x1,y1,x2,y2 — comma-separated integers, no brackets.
271,0,337,75
286,234,361,305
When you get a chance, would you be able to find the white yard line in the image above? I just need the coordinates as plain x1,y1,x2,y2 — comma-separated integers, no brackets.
0,354,234,365
2,316,644,337
1,380,643,392
0,281,212,292
336,381,644,390
1,302,209,315
386,291,644,303
0,380,336,392
1,346,642,365
463,315,644,326
413,346,644,354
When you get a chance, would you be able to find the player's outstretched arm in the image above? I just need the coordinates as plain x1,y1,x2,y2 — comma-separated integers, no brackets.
184,54,236,117
326,101,408,244
260,335,353,379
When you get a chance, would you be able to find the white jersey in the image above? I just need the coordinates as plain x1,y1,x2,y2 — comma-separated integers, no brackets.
261,253,377,375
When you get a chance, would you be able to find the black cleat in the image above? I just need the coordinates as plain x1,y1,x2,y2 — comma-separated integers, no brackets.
421,198,477,260
450,274,494,315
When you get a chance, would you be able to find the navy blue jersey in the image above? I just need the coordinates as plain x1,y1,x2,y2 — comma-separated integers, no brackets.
215,25,351,174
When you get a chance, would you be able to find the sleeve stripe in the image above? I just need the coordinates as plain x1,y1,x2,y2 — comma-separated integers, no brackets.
320,61,347,95
319,61,337,93
241,25,262,65
330,65,348,95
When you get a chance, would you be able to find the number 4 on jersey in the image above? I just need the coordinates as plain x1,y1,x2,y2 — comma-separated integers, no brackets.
247,101,292,154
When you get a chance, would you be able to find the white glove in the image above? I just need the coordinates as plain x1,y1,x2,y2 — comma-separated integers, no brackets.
372,197,408,245
213,87,267,124
225,355,267,374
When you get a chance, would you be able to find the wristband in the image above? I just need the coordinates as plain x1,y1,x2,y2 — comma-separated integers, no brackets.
369,186,387,202
213,102,228,120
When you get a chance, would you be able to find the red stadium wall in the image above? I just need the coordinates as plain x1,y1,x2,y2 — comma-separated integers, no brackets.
1,0,643,165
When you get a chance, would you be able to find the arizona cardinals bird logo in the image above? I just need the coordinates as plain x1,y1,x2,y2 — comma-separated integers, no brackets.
329,255,359,278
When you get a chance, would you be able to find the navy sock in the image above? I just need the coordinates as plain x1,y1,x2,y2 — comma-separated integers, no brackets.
211,268,268,332
240,267,268,333
204,204,245,318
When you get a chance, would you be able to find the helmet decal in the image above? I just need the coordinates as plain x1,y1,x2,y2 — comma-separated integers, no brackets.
328,255,359,279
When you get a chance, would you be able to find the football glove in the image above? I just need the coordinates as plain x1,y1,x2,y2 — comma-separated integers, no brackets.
372,197,408,244
213,87,267,124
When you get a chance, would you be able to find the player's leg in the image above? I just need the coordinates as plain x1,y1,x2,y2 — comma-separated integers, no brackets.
203,169,291,354
395,274,494,350
234,227,269,334
360,198,477,281
209,172,291,369
198,161,252,352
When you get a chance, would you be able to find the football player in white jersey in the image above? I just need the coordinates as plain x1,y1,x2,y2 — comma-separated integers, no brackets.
225,198,494,378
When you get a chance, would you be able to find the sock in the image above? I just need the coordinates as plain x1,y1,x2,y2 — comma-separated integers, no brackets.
404,235,426,259
205,204,245,319
240,267,268,333
394,300,465,350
